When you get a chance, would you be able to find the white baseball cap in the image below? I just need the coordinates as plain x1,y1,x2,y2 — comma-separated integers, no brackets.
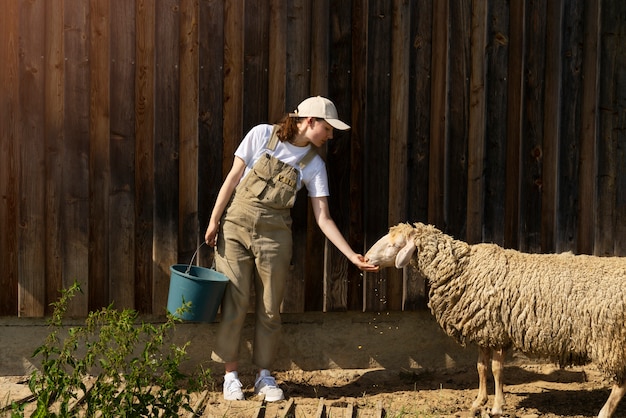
289,96,351,131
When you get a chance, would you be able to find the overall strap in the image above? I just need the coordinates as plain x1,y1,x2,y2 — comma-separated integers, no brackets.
266,124,318,169
266,124,280,150
298,147,318,169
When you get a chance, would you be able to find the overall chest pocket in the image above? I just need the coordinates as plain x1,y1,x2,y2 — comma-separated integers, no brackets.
245,154,299,209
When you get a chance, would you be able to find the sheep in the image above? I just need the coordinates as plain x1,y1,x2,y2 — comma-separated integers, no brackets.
364,222,626,418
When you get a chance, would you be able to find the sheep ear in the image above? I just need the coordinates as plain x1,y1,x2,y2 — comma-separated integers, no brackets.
395,240,416,268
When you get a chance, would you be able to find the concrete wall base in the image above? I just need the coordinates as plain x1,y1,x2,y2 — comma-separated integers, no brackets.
0,311,477,377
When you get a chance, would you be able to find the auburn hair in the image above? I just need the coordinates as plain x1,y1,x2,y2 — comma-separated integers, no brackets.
276,115,316,144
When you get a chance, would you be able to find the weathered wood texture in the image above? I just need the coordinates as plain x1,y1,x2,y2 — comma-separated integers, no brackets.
1,0,625,317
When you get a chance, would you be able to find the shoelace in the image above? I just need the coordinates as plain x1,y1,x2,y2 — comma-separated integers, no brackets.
257,376,277,388
226,379,243,393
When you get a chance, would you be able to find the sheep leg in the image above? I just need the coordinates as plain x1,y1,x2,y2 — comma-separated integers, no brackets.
471,346,491,414
598,382,626,418
490,348,506,417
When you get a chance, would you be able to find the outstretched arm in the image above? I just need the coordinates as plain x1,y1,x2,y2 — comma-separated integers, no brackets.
205,157,246,246
310,196,379,272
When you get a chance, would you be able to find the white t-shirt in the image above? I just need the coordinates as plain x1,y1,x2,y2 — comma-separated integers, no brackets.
234,124,330,197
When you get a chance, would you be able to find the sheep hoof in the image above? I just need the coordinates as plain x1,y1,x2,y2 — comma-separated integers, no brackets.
469,406,483,417
489,406,503,417
468,406,499,418
470,399,488,415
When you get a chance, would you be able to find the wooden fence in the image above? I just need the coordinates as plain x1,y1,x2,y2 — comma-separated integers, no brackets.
1,0,625,318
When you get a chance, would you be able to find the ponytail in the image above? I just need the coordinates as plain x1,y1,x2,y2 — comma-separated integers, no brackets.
276,115,303,144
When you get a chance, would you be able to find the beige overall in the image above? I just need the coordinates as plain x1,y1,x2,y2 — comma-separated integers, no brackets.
211,126,316,369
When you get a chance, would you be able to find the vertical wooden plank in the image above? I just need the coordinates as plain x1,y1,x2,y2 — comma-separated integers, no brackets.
242,1,270,314
223,0,244,177
222,0,250,310
286,0,311,312
63,0,91,316
135,0,155,313
388,0,410,311
596,0,623,256
467,0,487,245
404,0,432,311
197,0,224,268
594,0,613,257
325,0,353,312
363,0,391,312
483,0,509,246
541,0,563,253
617,149,626,256
577,0,600,255
447,0,470,239
44,0,65,315
519,0,546,253
179,0,200,264
350,0,367,312
109,0,136,309
595,69,615,254
611,2,626,256
555,0,584,253
285,0,311,103
428,0,448,228
268,0,286,123
308,0,328,312
615,33,626,257
407,0,432,225
18,0,46,317
265,1,288,307
242,0,269,133
89,0,111,311
0,1,19,316
310,0,329,95
504,0,524,249
153,0,180,314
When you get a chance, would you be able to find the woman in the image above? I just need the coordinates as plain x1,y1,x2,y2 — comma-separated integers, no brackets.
205,96,379,402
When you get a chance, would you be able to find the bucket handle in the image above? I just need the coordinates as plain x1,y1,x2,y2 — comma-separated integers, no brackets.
185,242,207,274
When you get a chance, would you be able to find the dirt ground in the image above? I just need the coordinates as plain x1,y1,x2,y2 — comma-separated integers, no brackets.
3,359,624,417
263,362,624,417
269,362,624,418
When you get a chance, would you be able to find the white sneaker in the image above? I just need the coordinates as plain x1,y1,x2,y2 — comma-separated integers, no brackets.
223,372,245,401
254,369,284,402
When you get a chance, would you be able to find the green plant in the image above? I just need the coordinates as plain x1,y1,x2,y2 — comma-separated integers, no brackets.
1,395,26,417
23,282,212,417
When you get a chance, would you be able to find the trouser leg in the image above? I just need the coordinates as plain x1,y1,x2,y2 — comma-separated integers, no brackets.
251,220,292,369
211,221,254,364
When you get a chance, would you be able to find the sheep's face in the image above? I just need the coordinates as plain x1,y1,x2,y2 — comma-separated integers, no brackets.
365,227,416,269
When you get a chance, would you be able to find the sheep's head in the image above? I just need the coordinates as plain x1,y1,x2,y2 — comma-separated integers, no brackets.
365,223,417,268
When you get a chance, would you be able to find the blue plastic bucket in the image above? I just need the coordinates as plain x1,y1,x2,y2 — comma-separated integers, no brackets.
167,264,229,322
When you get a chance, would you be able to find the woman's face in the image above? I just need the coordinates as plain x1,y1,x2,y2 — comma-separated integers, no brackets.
304,118,334,147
